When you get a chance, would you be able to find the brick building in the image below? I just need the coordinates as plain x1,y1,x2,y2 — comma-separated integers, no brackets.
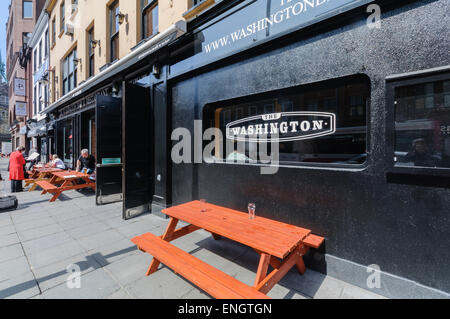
6,0,45,152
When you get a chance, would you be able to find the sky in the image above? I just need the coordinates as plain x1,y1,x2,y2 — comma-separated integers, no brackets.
0,0,11,68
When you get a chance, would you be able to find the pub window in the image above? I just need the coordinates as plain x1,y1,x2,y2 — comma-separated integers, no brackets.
38,40,42,67
142,0,158,40
109,1,120,62
62,48,77,95
203,75,370,167
87,26,95,78
394,78,450,169
63,120,73,164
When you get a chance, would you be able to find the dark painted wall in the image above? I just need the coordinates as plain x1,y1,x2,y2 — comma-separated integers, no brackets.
169,0,450,292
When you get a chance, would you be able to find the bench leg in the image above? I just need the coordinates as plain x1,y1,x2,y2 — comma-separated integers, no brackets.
296,257,306,275
146,217,179,276
254,253,271,287
256,247,302,294
49,191,62,202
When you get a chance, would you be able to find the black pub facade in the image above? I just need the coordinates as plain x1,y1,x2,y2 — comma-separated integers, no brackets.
45,0,450,298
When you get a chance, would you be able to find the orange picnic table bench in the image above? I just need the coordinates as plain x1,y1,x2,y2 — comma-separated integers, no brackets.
132,201,325,299
36,171,96,202
25,168,63,191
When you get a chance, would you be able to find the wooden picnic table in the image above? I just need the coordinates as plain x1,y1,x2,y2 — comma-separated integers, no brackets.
132,200,325,299
25,168,64,191
36,170,96,202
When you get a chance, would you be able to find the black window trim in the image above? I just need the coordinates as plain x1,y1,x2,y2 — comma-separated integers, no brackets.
386,69,450,178
201,74,372,171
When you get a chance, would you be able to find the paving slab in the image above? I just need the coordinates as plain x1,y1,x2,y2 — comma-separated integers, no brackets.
0,224,16,236
34,253,102,292
78,229,126,251
0,255,32,281
66,221,111,239
22,231,73,255
42,268,120,299
14,216,56,232
0,233,21,248
124,267,197,299
18,223,65,242
0,243,24,263
85,238,139,267
27,241,86,269
0,271,40,299
104,252,154,287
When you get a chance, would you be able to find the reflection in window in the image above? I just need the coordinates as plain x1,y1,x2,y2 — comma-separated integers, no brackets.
395,79,450,168
203,75,370,166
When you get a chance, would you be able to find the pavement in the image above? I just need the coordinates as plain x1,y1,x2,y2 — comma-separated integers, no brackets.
0,158,385,299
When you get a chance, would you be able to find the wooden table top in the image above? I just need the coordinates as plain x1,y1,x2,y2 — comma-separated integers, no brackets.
162,201,311,259
52,171,90,180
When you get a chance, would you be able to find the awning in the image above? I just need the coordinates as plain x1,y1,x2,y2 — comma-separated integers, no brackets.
27,121,48,137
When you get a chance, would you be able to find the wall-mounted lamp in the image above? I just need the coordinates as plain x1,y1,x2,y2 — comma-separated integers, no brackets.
152,64,160,79
116,12,128,25
90,39,101,49
73,58,81,66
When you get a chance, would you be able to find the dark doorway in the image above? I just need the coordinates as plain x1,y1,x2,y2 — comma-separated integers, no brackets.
123,83,153,220
95,95,123,205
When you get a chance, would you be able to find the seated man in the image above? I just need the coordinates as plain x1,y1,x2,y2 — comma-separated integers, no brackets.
76,149,96,174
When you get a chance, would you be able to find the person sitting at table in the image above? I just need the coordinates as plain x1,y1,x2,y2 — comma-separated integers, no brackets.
50,154,66,170
76,149,96,174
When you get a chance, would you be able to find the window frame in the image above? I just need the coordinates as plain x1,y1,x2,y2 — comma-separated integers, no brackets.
87,26,95,78
22,0,33,19
60,1,65,34
202,74,372,171
141,0,159,40
386,70,450,177
61,48,77,96
109,1,120,62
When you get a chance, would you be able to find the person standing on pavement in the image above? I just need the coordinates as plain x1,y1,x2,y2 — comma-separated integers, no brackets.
9,146,26,193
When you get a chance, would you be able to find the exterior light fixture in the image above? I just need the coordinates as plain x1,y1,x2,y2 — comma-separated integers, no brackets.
73,58,81,66
116,12,128,25
90,39,100,49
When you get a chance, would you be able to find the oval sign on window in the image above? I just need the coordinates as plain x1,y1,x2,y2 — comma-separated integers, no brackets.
226,112,336,142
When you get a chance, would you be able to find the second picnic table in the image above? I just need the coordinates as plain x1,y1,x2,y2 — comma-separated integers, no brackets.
36,171,96,202
25,168,63,191
132,201,324,299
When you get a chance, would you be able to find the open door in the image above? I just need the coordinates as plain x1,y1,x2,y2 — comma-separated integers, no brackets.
123,83,153,219
95,95,123,205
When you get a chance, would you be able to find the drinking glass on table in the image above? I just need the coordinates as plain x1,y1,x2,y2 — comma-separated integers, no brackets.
248,203,256,220
200,199,207,213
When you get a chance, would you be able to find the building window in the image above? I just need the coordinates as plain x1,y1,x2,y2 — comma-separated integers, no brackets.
87,26,95,78
23,1,33,19
38,40,42,67
33,49,37,72
203,75,370,167
45,29,49,56
71,0,78,13
60,2,65,33
142,0,158,39
33,85,37,116
109,1,120,62
62,48,77,95
52,18,56,45
394,78,450,169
